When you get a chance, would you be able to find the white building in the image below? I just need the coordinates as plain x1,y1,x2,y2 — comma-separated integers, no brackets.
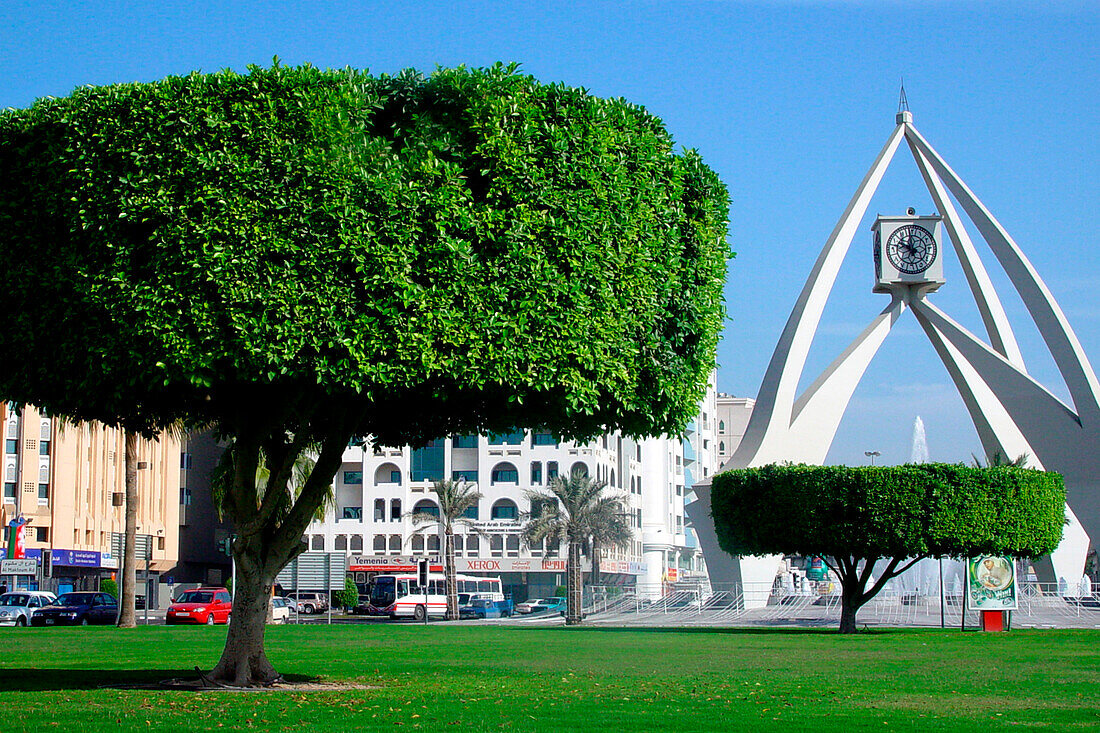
303,373,718,600
715,394,755,469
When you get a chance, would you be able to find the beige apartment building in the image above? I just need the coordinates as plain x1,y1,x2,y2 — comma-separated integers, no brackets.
1,404,180,598
715,394,755,469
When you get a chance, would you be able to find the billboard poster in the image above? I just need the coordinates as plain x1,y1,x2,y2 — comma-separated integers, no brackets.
966,555,1017,611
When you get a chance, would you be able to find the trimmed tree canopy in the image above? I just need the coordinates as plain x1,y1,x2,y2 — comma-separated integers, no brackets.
712,463,1065,561
0,62,729,443
712,463,1064,632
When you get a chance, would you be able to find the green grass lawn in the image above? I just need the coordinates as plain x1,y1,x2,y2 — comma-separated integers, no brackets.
1,624,1098,731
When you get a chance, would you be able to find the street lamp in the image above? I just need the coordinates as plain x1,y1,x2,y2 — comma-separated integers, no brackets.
864,450,881,466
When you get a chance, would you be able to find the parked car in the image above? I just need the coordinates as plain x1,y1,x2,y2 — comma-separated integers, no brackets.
277,596,299,613
515,598,543,614
270,596,291,624
0,591,58,627
460,598,514,619
285,591,329,614
530,597,566,614
31,591,118,626
166,587,232,625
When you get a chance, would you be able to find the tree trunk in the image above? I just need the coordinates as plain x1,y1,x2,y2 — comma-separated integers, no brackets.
839,588,862,633
566,540,583,625
444,529,458,620
591,539,601,587
117,431,138,628
211,537,279,686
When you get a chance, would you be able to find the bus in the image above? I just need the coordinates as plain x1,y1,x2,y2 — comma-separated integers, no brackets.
366,572,504,620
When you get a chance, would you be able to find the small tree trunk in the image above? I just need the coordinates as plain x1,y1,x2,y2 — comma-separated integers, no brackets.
839,589,862,633
117,431,138,628
566,540,583,625
591,539,601,587
211,538,279,686
445,529,458,620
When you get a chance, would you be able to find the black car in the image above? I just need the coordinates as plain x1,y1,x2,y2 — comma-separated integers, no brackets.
30,591,118,626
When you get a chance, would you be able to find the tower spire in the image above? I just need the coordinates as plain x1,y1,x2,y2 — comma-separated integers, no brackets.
896,81,912,125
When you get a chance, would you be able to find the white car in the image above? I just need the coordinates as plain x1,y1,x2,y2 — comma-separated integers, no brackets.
515,598,544,614
270,596,291,624
0,591,58,626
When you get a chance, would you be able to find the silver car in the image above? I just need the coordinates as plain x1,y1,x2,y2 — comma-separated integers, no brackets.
0,591,59,626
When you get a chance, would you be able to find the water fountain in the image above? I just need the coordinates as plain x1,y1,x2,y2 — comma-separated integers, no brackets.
909,415,929,464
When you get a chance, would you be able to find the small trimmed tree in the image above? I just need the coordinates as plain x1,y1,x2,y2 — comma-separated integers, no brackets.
711,463,1065,633
333,576,359,611
0,63,728,683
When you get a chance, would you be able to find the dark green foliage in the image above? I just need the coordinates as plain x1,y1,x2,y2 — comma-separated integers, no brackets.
333,576,358,610
711,463,1065,561
0,61,730,444
99,578,118,598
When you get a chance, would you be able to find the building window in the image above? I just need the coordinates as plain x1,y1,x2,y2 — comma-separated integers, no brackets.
490,535,504,557
375,463,401,484
490,462,518,484
35,527,48,542
2,482,14,502
411,440,445,482
180,452,193,469
452,435,478,449
390,499,401,521
411,534,425,553
506,534,520,557
466,535,480,556
719,441,725,453
343,506,363,520
462,504,479,520
374,499,385,521
570,461,588,479
490,499,518,520
530,498,557,517
452,470,478,482
335,535,348,551
4,440,16,455
38,483,48,503
373,535,386,553
343,471,363,485
531,432,557,447
413,499,440,518
530,462,542,485
350,535,363,552
547,461,558,480
488,430,524,445
39,440,50,456
311,535,324,550
427,535,440,552
180,488,193,505
389,535,402,552
718,420,725,432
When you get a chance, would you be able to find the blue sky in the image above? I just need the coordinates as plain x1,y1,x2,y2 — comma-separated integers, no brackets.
3,1,1098,466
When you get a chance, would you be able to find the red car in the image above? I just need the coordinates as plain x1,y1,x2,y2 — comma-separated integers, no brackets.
166,587,232,625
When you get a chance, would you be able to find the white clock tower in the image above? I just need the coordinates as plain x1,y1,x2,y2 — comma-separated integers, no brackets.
872,209,945,293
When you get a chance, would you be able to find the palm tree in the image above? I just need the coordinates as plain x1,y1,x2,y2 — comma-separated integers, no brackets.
409,479,484,620
523,468,630,625
971,451,1032,468
587,499,633,587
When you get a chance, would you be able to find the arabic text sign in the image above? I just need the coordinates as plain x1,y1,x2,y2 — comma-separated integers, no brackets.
1,558,38,575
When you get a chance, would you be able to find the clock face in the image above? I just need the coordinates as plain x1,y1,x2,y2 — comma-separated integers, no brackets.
885,224,937,275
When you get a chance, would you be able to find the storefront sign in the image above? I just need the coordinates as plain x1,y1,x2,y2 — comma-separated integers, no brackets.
468,521,523,534
600,559,649,576
966,555,1017,610
348,555,441,573
50,549,103,568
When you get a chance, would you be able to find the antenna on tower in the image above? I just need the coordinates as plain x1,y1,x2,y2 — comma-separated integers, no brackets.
896,80,912,124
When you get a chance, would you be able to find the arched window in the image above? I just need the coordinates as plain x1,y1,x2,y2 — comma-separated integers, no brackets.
570,461,588,479
719,441,725,453
335,535,348,551
373,535,386,553
719,420,725,432
610,469,616,487
413,499,439,518
350,535,363,552
389,535,402,552
38,464,48,482
375,463,401,485
39,421,50,441
6,419,17,439
490,462,518,484
490,499,518,520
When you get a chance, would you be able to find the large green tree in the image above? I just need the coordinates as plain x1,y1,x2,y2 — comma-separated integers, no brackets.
0,62,729,683
711,463,1065,633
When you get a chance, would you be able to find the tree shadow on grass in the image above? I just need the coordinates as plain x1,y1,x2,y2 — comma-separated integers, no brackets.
0,668,318,691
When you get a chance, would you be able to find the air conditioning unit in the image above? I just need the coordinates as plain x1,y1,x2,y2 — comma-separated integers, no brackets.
111,492,124,507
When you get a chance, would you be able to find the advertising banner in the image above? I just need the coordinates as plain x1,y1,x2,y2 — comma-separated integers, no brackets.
966,555,1017,611
50,549,103,568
